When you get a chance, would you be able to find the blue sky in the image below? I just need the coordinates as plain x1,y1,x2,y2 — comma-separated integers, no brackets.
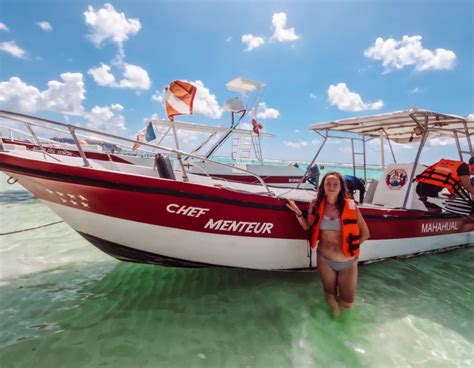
0,0,472,164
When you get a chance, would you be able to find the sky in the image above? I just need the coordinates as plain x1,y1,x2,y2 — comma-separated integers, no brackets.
0,0,472,165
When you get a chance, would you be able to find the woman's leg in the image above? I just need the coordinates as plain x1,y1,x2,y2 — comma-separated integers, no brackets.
337,261,358,309
317,254,339,315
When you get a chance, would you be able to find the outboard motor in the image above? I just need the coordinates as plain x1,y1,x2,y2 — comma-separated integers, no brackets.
154,154,176,180
307,163,320,187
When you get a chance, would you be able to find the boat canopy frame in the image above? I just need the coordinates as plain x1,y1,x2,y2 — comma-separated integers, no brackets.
302,108,473,208
148,118,273,164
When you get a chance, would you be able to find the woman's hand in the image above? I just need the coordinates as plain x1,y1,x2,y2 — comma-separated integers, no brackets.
286,199,308,230
356,207,370,244
286,199,303,217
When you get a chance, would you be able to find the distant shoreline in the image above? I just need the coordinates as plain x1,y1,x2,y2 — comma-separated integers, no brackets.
212,156,384,169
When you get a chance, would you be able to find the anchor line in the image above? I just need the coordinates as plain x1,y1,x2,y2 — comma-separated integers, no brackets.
0,220,64,236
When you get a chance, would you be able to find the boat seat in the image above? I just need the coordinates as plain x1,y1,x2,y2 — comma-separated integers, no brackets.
363,179,378,204
154,154,176,180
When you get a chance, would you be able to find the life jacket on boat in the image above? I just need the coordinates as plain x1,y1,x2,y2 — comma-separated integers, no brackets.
308,198,361,257
415,159,464,195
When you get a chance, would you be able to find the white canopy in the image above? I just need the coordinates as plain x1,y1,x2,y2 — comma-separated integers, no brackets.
149,119,274,138
225,77,265,94
308,108,473,144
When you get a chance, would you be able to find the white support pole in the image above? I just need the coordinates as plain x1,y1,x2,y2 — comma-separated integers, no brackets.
453,131,463,161
402,116,429,209
380,133,385,169
170,119,188,182
351,139,356,176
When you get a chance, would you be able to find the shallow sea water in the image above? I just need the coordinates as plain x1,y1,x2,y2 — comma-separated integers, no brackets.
0,174,473,368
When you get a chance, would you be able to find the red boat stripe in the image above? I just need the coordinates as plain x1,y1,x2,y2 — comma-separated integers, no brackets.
0,160,469,221
0,161,292,211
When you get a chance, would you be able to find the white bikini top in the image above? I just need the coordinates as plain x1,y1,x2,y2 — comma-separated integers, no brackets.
320,215,341,231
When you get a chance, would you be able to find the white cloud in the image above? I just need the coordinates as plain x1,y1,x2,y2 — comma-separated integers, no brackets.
88,63,116,86
339,146,353,154
88,62,150,90
190,80,222,119
241,12,298,52
364,35,456,72
240,122,252,130
0,73,85,115
152,90,163,103
119,63,150,90
148,119,207,146
256,102,280,119
428,137,454,147
36,21,53,32
85,104,126,134
309,93,317,100
343,139,413,155
0,77,42,113
0,41,26,59
84,4,149,90
284,139,319,149
84,3,141,50
367,139,415,153
41,73,85,115
284,140,309,149
242,34,265,52
147,113,159,121
0,22,9,32
409,87,424,94
327,83,384,112
391,142,415,151
226,36,232,42
270,12,300,42
180,131,203,145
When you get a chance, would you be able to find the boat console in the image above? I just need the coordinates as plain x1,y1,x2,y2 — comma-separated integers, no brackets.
364,163,426,210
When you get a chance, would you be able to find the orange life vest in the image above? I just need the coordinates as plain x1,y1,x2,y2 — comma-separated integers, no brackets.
308,198,361,257
415,159,464,194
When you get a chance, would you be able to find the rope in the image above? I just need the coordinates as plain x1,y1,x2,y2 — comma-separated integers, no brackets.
0,220,64,236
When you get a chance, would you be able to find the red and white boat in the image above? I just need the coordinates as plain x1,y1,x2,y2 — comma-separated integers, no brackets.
0,108,472,270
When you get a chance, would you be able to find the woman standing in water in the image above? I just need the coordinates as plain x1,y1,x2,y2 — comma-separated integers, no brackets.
287,172,370,316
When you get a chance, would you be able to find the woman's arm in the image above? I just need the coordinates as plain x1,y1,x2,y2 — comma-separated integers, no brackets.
286,199,309,230
356,207,370,244
459,175,474,196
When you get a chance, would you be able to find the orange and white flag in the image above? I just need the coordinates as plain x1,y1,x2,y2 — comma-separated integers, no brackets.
165,80,197,121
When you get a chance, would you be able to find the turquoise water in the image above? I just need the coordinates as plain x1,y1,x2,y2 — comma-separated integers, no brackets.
1,173,473,367
214,157,384,181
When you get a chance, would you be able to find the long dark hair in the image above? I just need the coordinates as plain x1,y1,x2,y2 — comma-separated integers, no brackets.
314,172,349,214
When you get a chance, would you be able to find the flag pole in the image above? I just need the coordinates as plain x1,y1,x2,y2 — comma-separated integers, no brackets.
165,81,197,182
169,117,189,182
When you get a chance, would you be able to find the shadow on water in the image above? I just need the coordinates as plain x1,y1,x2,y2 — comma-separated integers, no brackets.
0,247,473,368
0,190,36,205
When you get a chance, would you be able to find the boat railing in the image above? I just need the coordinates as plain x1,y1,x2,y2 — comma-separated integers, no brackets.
0,110,274,196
